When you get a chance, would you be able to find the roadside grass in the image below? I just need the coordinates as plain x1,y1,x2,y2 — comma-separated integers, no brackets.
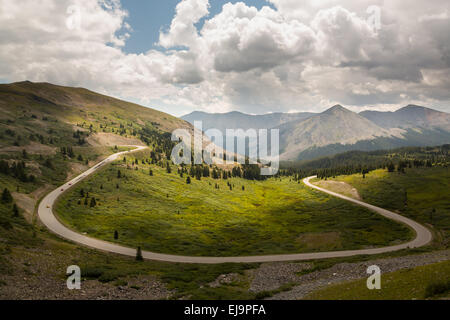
304,259,450,300
54,152,413,257
254,282,297,300
328,167,450,246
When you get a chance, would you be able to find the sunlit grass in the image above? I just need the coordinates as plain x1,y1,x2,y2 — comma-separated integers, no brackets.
55,157,413,257
329,167,450,244
305,260,450,300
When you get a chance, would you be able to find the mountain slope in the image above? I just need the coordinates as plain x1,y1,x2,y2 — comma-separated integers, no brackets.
278,105,394,160
360,105,450,130
0,81,190,135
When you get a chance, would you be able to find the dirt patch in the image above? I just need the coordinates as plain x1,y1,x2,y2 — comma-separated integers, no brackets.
31,184,53,200
24,161,42,175
0,142,57,155
87,133,145,147
12,192,36,223
296,232,342,251
66,162,88,181
315,180,362,200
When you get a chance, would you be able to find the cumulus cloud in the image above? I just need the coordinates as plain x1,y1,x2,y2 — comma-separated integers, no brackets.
202,3,315,73
0,0,449,116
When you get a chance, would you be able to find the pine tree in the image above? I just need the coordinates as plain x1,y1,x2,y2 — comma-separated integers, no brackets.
90,197,96,207
114,230,119,240
387,162,395,172
44,158,54,169
1,188,13,204
136,246,143,261
186,176,191,184
12,203,19,217
117,170,122,178
202,166,210,177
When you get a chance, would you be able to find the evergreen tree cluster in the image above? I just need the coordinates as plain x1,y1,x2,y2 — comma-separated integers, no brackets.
0,160,35,182
279,144,449,180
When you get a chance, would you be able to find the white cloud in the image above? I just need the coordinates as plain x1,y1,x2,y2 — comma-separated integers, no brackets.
0,0,449,116
158,0,209,49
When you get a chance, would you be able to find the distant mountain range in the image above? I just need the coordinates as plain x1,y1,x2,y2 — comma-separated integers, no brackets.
360,105,450,130
182,105,450,161
182,110,315,133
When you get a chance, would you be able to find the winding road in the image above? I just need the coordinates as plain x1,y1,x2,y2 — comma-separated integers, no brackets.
38,146,432,264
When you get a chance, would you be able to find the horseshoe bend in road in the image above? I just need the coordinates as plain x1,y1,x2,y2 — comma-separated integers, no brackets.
38,146,433,264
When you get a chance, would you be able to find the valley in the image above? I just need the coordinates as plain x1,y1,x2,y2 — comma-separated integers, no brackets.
54,149,413,257
0,81,448,300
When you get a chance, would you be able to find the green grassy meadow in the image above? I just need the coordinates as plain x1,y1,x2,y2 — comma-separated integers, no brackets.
327,167,450,246
305,259,450,300
54,151,413,257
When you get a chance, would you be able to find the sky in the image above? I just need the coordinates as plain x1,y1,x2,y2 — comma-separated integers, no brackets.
0,0,449,116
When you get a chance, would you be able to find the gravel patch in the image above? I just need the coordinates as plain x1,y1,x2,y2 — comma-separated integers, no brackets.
249,262,313,293
208,273,240,288
268,250,450,300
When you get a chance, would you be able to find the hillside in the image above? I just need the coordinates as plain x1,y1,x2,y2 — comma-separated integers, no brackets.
0,81,193,159
0,81,191,137
0,81,194,219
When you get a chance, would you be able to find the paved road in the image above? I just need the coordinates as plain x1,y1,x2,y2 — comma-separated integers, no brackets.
38,149,432,264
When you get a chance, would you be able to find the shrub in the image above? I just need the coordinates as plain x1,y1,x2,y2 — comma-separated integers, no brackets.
425,280,450,298
81,266,106,279
136,246,143,261
12,204,19,217
1,188,13,204
98,271,120,283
